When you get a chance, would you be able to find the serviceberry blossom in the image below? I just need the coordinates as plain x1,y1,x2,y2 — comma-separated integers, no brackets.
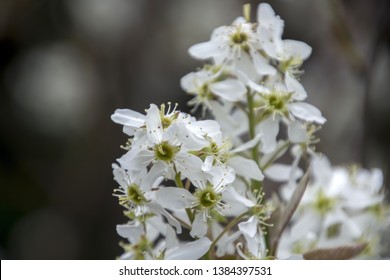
111,3,389,260
278,155,389,259
180,66,247,112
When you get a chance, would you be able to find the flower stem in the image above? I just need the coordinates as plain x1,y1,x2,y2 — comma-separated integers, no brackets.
246,91,263,195
246,91,259,164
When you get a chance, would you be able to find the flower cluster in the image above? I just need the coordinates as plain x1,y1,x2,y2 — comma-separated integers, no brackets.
111,3,389,259
278,155,389,259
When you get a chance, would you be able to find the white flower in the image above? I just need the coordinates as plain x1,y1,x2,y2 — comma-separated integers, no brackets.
254,80,326,153
116,219,210,260
189,17,258,64
157,226,212,260
238,216,268,259
189,16,276,79
116,215,168,260
112,2,390,260
111,108,146,136
278,155,389,258
257,3,312,76
117,104,203,181
258,78,326,123
112,163,154,216
156,166,234,238
112,163,182,233
181,67,247,111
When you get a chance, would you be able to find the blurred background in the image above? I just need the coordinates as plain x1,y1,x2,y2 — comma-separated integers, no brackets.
0,0,389,259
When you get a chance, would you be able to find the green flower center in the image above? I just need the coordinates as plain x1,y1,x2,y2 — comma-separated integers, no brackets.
262,91,292,115
154,141,179,162
231,32,248,45
210,142,219,154
314,190,335,215
195,185,221,209
268,95,285,110
195,140,230,163
127,184,146,205
158,103,179,130
230,31,250,52
199,84,214,100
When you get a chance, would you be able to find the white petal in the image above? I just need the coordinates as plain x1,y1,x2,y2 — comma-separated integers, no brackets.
233,52,259,80
259,32,278,58
123,126,139,136
148,203,182,234
288,102,326,124
285,72,307,100
111,109,145,126
323,208,349,229
339,218,362,239
252,52,277,75
231,134,261,153
190,212,208,238
208,164,236,187
117,149,154,170
156,187,195,209
180,72,197,92
176,126,208,151
232,16,246,25
165,237,211,260
112,163,127,187
148,216,168,239
209,101,248,139
283,39,312,60
116,222,143,244
257,3,280,29
145,104,163,144
175,153,203,177
209,79,247,102
188,41,223,60
342,190,384,210
257,3,284,54
224,186,255,207
265,163,303,182
202,156,214,173
188,171,208,189
165,225,180,249
186,119,221,140
290,211,321,237
228,156,264,181
140,161,165,191
256,116,280,153
312,155,333,185
238,216,258,238
236,70,270,93
288,121,308,143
